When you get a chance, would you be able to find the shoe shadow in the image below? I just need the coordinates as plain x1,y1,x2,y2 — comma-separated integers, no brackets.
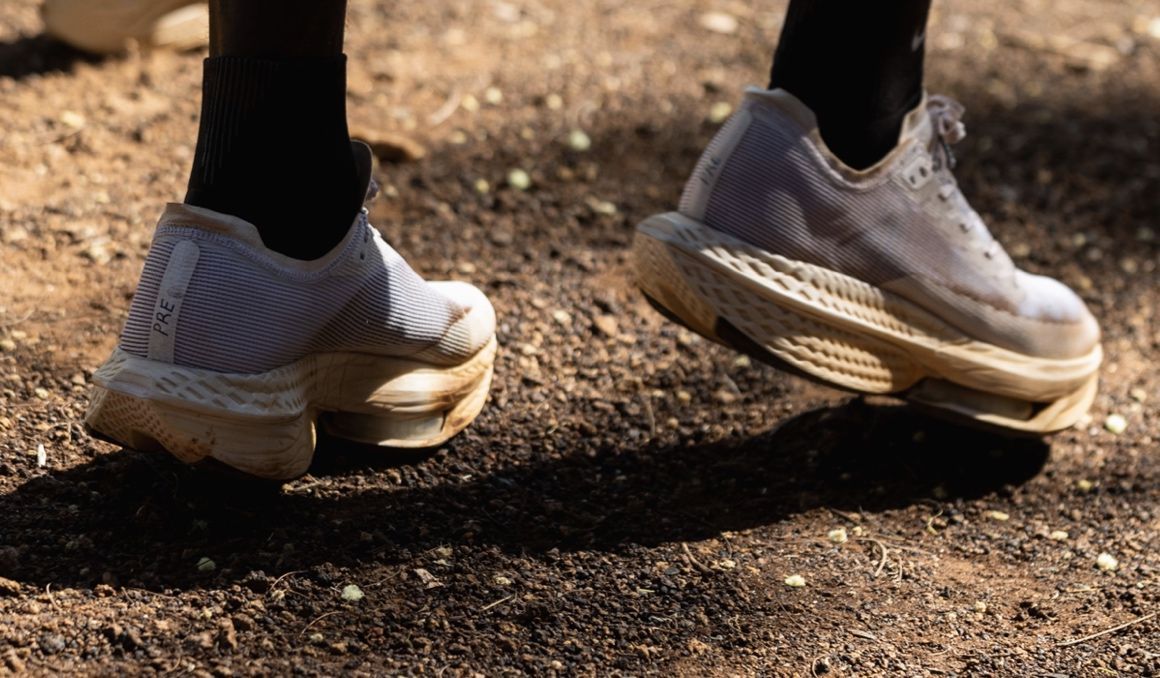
0,398,1047,591
0,34,105,80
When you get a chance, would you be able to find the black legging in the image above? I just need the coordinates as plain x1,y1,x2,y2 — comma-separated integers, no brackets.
183,0,934,260
771,0,933,170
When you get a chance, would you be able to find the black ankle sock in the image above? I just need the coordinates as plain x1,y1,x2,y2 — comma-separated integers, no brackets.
185,56,363,260
769,0,932,170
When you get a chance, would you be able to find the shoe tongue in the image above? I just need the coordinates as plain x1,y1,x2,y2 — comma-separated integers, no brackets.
898,96,935,149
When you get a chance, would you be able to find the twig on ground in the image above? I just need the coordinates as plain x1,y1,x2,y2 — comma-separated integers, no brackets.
299,611,341,637
428,89,462,127
268,569,305,597
641,394,656,441
857,538,890,578
682,543,713,574
1056,611,1157,648
827,508,862,524
480,595,513,612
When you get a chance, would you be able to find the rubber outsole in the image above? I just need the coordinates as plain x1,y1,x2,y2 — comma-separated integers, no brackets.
632,212,1101,434
84,338,497,480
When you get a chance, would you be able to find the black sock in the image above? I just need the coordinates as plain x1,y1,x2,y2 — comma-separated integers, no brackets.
769,0,932,170
184,55,363,260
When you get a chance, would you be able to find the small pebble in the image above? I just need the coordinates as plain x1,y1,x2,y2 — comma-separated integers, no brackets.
1076,479,1094,492
784,574,806,588
827,528,848,544
708,101,733,124
593,315,619,338
699,11,738,34
507,169,532,191
567,129,592,152
341,584,364,602
196,557,216,572
1104,414,1128,434
545,94,563,110
1049,530,1069,541
1129,388,1147,403
493,575,513,586
586,198,617,215
59,111,86,129
1096,552,1119,572
483,87,503,105
36,444,46,468
474,178,491,194
985,510,1010,522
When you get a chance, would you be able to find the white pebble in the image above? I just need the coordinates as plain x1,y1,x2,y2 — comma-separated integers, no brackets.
784,574,806,588
507,169,532,191
1104,414,1128,434
708,101,733,124
827,528,848,544
567,129,592,152
699,11,738,34
341,584,364,601
1096,552,1119,572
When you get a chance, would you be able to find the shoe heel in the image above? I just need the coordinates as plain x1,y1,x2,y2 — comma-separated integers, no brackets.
321,364,494,448
633,216,724,342
321,412,446,446
85,385,316,480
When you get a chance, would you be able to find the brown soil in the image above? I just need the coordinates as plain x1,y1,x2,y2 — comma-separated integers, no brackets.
1,0,1158,675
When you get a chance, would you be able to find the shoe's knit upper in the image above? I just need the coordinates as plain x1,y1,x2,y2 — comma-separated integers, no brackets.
678,88,1099,360
118,207,477,373
118,144,488,374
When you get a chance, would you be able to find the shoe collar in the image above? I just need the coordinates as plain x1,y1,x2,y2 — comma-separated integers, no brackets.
743,86,933,183
155,142,377,272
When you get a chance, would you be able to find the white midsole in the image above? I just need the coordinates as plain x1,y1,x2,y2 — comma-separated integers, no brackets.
92,338,498,422
635,213,1101,403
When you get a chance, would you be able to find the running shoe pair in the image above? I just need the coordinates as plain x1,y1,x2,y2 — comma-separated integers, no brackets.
85,90,1103,479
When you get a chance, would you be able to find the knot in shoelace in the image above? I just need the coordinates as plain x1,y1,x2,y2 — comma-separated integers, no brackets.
927,95,999,260
928,94,967,170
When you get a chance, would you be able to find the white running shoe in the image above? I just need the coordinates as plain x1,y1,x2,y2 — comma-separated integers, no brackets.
634,88,1101,433
85,143,497,479
41,0,207,54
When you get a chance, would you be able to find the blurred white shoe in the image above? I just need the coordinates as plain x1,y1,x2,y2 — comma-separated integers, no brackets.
42,0,208,54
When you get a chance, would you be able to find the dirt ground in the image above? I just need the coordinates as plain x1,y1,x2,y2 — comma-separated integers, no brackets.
0,0,1157,675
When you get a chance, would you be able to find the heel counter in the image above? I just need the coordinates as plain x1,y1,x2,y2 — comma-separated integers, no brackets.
677,104,754,221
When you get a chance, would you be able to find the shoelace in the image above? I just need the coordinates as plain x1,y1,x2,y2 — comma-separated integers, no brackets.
928,95,1000,260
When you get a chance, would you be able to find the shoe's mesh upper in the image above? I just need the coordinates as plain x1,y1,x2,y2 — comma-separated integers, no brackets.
690,102,1011,305
678,90,1099,359
120,212,474,373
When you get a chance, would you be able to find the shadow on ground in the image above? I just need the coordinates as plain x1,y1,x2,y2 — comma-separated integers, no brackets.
0,34,104,80
0,398,1047,591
